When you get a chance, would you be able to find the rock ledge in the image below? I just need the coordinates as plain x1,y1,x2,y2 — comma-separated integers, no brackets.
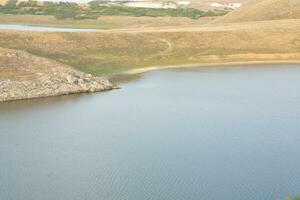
0,48,118,102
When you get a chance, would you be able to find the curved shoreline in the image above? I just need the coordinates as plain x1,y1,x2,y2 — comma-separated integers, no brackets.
120,60,300,76
2,59,300,102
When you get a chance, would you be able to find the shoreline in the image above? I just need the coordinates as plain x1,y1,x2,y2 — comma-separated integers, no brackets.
2,60,300,103
0,79,118,103
0,86,117,103
119,60,300,76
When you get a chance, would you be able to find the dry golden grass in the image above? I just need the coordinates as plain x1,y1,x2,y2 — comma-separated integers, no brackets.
216,0,300,23
1,18,299,76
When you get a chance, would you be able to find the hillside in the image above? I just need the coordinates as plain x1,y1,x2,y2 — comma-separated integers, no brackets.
1,19,299,77
216,0,300,23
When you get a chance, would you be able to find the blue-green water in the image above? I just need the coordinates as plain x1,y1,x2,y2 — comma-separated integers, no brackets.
1,64,300,200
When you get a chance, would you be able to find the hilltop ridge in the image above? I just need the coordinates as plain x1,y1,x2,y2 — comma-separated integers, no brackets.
216,0,300,23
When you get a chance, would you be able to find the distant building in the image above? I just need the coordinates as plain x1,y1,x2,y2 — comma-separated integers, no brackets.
209,2,242,9
123,1,177,9
177,0,190,6
122,0,191,9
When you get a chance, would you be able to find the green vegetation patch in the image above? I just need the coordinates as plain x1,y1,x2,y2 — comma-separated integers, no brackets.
0,0,228,20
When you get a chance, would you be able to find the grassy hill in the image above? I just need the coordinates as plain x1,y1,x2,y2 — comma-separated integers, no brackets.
216,0,300,23
1,19,299,76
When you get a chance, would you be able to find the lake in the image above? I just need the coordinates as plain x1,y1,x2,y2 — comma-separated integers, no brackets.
1,64,300,200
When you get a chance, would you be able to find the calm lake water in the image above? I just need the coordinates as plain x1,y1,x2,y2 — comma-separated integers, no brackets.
1,64,300,200
0,24,100,32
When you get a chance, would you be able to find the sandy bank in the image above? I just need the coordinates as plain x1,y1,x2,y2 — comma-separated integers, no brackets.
121,60,300,75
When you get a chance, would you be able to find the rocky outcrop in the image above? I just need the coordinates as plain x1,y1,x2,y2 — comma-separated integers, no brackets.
0,47,117,102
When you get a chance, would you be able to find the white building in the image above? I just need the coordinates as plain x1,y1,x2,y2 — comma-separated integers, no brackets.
177,0,190,6
123,1,177,9
209,2,242,9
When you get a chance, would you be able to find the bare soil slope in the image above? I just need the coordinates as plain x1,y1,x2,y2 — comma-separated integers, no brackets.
216,0,300,23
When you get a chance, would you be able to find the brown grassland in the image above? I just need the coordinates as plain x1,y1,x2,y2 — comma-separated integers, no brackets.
1,19,300,76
